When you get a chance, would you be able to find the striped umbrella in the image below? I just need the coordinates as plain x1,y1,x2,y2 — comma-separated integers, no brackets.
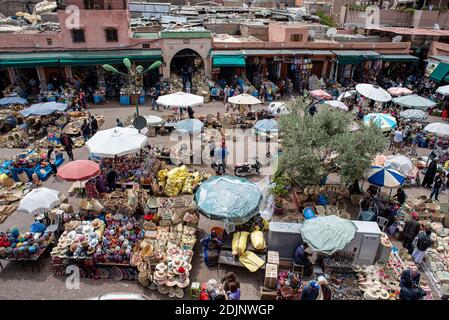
363,113,397,131
367,166,405,188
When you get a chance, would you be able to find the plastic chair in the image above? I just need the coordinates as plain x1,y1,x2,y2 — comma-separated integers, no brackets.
376,216,389,232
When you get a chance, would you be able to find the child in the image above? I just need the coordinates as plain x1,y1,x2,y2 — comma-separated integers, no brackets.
226,281,241,300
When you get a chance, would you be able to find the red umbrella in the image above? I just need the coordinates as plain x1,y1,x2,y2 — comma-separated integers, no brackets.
57,160,100,181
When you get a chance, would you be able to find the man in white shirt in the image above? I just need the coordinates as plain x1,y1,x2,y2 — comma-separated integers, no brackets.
393,127,403,155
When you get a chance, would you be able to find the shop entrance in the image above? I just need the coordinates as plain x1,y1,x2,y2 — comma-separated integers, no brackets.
170,49,204,86
0,69,11,98
13,67,40,99
71,65,99,91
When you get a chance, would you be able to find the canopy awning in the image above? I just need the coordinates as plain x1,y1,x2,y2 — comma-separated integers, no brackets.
381,54,419,62
333,50,381,65
212,55,246,67
0,50,162,67
430,62,449,82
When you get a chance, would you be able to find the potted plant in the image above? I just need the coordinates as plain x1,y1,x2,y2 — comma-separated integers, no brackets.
270,176,289,215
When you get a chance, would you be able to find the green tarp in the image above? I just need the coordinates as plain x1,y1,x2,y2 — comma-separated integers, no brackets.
334,50,381,65
430,62,449,82
213,55,246,67
0,50,162,68
381,54,419,62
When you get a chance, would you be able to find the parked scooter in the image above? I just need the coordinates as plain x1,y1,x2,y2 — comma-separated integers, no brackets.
234,158,262,177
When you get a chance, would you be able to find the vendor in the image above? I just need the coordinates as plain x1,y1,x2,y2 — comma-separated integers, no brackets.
106,166,118,192
301,280,320,300
399,267,426,300
293,242,313,276
392,187,406,205
358,198,377,222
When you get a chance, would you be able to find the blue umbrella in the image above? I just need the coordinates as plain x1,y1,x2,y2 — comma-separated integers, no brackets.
174,118,204,134
0,96,27,106
195,175,262,230
20,102,68,117
253,119,278,133
367,166,405,188
363,113,397,132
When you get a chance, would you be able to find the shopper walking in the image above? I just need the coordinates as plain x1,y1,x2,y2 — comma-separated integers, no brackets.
90,116,98,136
430,172,444,201
47,146,58,176
421,157,438,188
81,120,91,142
412,229,433,266
402,212,420,254
61,132,74,161
409,129,422,156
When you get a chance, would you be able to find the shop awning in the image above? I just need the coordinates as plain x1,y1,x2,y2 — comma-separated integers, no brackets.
333,50,381,65
213,55,245,67
0,50,162,67
381,54,419,62
430,62,449,82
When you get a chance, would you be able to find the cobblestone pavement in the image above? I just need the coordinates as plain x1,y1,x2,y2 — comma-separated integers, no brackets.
0,100,443,299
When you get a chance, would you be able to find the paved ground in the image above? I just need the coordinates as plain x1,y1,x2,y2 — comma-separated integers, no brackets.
0,99,445,299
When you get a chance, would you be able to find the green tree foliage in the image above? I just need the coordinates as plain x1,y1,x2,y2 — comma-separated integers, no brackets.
278,97,388,187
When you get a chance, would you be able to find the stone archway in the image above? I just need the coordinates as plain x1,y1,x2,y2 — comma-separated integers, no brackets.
169,48,204,79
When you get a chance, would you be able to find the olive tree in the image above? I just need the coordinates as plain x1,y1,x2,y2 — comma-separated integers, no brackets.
277,96,388,187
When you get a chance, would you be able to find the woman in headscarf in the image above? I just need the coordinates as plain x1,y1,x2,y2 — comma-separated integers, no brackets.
317,276,332,300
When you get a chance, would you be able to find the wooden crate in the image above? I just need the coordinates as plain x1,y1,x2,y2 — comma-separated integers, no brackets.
260,286,277,300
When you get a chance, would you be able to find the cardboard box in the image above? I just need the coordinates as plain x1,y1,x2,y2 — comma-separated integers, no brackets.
267,251,279,265
264,263,278,289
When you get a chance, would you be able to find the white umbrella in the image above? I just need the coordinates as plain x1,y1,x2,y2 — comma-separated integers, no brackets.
400,109,427,121
424,122,449,137
17,187,60,215
392,94,436,111
356,84,392,102
156,92,204,107
228,93,261,105
86,126,148,158
337,90,356,101
385,155,415,178
143,115,164,126
436,85,449,96
324,100,348,111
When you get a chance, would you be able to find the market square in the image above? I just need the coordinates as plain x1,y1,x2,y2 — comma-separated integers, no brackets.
0,0,449,302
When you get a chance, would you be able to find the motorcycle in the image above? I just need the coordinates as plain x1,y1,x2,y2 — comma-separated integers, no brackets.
234,158,262,177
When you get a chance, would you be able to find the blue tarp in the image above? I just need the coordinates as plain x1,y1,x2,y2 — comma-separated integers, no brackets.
194,175,262,231
20,102,68,117
0,96,28,106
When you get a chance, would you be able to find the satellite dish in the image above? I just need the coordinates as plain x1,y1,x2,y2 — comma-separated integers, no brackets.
392,35,402,43
326,27,338,38
308,29,316,39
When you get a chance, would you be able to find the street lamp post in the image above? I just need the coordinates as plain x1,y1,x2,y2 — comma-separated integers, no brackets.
103,59,162,131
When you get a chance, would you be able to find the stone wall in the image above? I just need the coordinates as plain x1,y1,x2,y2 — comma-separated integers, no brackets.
240,23,268,41
0,0,42,16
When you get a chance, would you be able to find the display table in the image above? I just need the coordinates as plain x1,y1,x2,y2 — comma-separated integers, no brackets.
11,154,64,182
422,259,445,299
0,234,54,272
